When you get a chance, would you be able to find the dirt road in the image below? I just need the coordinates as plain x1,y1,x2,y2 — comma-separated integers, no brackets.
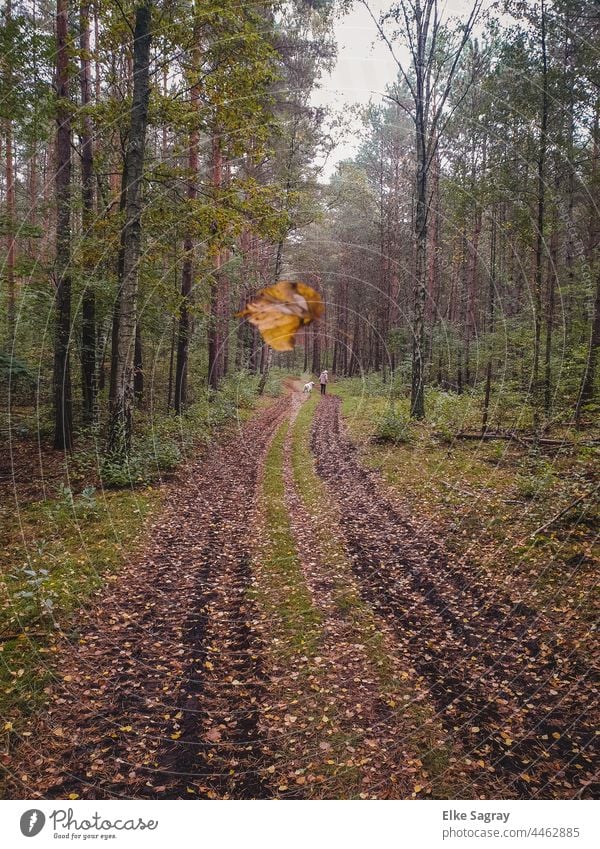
3,388,597,799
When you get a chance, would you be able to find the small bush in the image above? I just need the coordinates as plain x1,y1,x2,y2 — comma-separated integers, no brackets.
429,390,477,442
100,454,150,488
373,408,415,445
147,439,181,472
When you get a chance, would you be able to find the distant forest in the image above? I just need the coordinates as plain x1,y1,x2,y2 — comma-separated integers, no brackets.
1,0,599,463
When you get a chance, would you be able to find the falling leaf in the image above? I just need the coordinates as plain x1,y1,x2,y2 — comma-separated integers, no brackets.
238,281,324,351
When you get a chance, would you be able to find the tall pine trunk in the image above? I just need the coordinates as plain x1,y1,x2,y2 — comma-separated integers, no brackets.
532,0,548,429
410,38,428,420
174,26,200,413
107,1,152,456
576,102,600,422
207,134,222,392
80,1,96,423
4,0,16,342
53,0,73,451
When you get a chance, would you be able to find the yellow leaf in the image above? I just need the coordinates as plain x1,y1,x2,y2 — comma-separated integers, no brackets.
68,793,79,800
238,281,324,351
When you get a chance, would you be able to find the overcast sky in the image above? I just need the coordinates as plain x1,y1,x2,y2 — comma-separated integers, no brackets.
311,0,486,178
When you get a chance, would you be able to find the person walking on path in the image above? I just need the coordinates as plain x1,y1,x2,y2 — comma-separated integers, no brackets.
319,369,329,395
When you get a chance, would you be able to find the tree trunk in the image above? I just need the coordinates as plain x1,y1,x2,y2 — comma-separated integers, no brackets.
53,0,73,451
166,316,176,411
544,216,558,414
4,0,16,342
311,322,321,374
174,26,200,413
134,321,143,404
106,0,152,456
532,0,548,428
207,134,222,392
482,209,497,432
80,1,96,424
410,71,427,419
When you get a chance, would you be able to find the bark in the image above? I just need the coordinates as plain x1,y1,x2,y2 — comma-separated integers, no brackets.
5,0,15,339
80,1,96,423
53,0,73,451
134,321,143,404
207,134,222,392
532,0,548,428
411,93,428,419
107,1,152,456
166,317,176,411
576,102,600,422
544,215,558,414
482,209,497,432
5,117,16,341
174,26,200,413
311,321,321,374
575,269,600,421
109,156,128,400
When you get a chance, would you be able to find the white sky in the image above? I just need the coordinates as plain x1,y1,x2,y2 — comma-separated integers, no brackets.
312,0,486,178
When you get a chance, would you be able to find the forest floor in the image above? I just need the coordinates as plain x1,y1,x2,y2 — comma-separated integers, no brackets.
0,382,597,800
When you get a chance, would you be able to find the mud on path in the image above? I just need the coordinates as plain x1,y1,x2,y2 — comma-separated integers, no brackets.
311,395,599,799
2,395,291,800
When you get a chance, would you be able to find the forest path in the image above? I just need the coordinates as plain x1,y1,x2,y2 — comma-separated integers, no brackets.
3,386,597,800
311,395,598,799
2,392,291,799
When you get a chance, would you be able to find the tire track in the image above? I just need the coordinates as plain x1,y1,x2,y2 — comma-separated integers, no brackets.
311,395,599,799
3,395,290,800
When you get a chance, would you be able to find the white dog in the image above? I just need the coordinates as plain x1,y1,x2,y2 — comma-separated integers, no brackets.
303,381,315,393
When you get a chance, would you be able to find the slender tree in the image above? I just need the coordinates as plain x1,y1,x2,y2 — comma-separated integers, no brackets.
174,18,200,413
80,0,96,423
53,0,73,450
362,0,482,418
107,0,152,456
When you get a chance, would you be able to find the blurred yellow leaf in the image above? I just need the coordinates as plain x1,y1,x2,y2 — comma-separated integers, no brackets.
238,281,324,351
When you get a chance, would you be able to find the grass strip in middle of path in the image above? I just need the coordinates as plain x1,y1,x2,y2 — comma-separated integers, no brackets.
290,395,396,684
254,419,321,658
290,395,462,799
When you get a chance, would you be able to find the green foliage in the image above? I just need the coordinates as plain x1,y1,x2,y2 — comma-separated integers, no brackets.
0,352,35,385
428,390,477,443
374,407,415,445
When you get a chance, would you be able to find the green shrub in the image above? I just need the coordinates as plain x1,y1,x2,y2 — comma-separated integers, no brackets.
100,454,151,488
429,390,477,442
373,408,415,444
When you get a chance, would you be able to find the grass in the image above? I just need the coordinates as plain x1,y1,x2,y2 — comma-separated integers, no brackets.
330,379,600,646
0,485,162,737
288,393,459,798
253,419,322,658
